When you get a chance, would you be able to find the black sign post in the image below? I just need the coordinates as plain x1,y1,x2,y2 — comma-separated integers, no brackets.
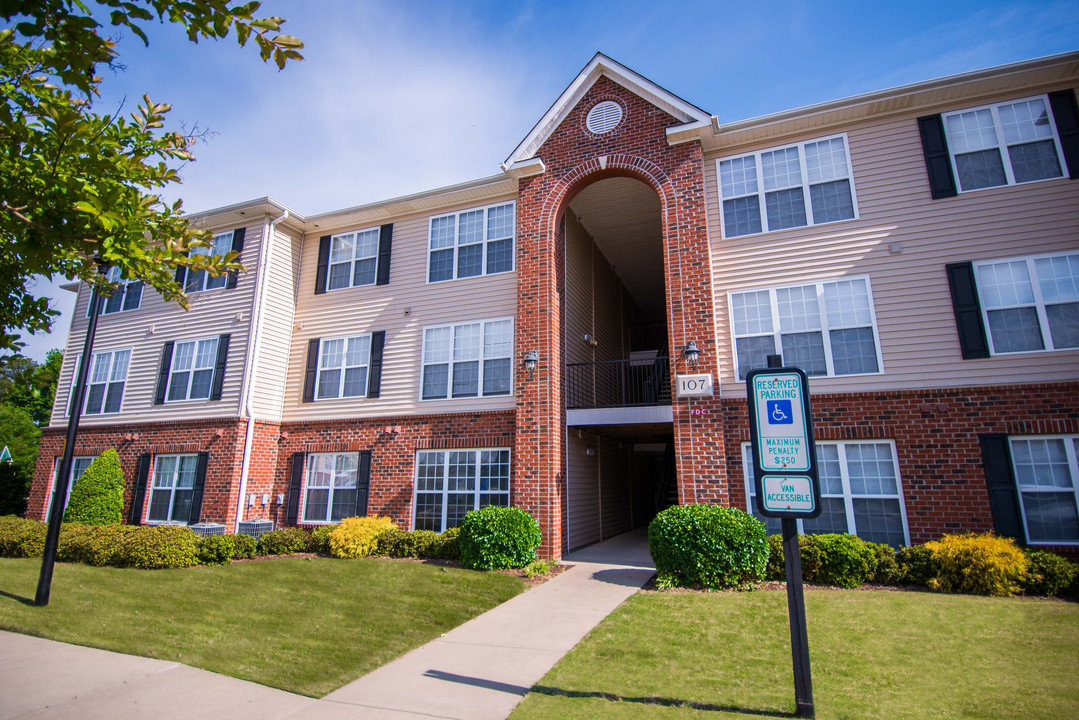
747,354,817,718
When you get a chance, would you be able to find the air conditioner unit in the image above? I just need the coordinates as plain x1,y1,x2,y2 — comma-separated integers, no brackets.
237,520,274,538
189,522,226,537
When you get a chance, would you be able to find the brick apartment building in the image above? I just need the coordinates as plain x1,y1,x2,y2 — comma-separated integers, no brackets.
28,52,1079,558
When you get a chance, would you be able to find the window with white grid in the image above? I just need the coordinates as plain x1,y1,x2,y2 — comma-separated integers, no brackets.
413,449,511,532
974,252,1079,354
729,276,882,380
185,231,234,292
428,202,515,282
316,335,371,399
93,265,143,315
303,453,358,523
149,454,197,523
717,134,858,238
327,227,380,290
166,337,218,401
421,319,513,400
943,96,1066,192
743,442,909,546
70,348,130,415
1010,436,1079,544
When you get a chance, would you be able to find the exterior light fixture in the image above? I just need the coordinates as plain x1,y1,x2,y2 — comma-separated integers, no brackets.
684,341,701,370
523,350,539,379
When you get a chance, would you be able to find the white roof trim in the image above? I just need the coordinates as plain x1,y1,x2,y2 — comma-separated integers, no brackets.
502,53,712,168
504,158,546,179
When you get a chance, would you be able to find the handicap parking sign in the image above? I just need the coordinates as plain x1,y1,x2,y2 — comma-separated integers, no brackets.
767,399,793,424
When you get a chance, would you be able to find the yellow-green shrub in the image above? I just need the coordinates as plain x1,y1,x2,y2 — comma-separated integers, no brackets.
328,516,396,558
0,515,46,557
925,533,1028,597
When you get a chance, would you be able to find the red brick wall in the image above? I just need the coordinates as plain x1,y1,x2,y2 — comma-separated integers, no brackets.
514,75,724,557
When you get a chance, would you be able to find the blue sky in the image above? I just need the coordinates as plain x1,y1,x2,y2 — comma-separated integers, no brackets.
15,0,1079,361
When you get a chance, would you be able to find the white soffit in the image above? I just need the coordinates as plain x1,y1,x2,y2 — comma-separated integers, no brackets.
503,53,714,168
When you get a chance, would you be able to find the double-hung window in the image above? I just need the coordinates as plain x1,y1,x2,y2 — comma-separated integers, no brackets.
316,335,371,400
717,135,858,238
730,277,882,380
414,449,511,532
974,252,1079,354
421,319,513,400
148,454,197,523
1009,436,1079,544
943,96,1066,192
327,227,380,290
77,349,131,415
94,266,143,315
428,202,515,282
303,453,358,523
48,456,96,515
743,442,909,546
185,231,233,292
167,337,219,401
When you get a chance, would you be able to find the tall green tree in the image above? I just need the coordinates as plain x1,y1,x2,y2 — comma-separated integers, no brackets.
0,1,304,351
0,349,63,426
0,403,40,515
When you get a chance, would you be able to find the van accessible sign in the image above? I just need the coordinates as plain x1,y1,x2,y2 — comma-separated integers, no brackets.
746,367,821,519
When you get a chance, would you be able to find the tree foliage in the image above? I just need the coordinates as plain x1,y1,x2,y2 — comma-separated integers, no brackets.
0,1,304,350
0,349,63,426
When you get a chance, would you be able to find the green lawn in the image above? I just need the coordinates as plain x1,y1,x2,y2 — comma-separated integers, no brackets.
0,556,525,697
510,589,1079,720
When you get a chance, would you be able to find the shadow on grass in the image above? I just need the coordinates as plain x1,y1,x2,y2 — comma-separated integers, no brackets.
0,587,36,606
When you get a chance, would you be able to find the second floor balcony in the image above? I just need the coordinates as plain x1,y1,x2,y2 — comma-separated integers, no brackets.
566,355,671,410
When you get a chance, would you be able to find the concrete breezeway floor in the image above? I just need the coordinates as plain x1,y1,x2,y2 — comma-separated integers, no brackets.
0,530,655,720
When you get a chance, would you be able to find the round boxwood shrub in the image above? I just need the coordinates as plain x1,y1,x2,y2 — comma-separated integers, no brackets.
866,541,900,585
197,535,236,565
0,515,46,557
64,449,124,525
459,506,541,570
430,527,460,560
232,533,258,560
1021,549,1078,597
257,527,312,555
800,533,878,588
896,543,937,586
648,504,768,590
329,516,397,558
765,534,785,580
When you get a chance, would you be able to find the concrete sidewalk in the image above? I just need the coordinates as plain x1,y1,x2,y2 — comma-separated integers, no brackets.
0,530,655,720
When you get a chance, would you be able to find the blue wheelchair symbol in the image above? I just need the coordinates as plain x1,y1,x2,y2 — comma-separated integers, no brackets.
767,400,793,424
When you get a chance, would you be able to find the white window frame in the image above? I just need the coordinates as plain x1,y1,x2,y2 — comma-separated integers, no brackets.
715,133,860,239
147,453,198,525
742,441,910,546
943,95,1067,193
1009,435,1079,546
87,266,143,316
728,276,884,381
411,448,512,533
974,251,1079,355
301,452,359,524
315,334,372,401
164,336,219,403
185,231,234,293
67,348,132,416
325,226,381,292
46,455,96,517
426,201,516,283
419,318,514,401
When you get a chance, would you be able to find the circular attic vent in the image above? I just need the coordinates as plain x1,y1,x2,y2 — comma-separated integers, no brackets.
586,101,623,134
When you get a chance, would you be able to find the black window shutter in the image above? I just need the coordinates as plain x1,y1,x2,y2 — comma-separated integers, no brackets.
286,452,305,524
314,235,331,294
225,227,247,289
355,451,372,517
979,434,1026,544
210,334,230,401
67,355,84,415
1048,89,1079,179
188,451,209,524
376,224,393,286
130,453,151,525
154,341,175,405
367,331,385,398
302,338,320,403
945,262,990,359
917,114,958,199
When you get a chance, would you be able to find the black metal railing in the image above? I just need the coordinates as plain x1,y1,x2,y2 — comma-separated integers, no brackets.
566,356,671,409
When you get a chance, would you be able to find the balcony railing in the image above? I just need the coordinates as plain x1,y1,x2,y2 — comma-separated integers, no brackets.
566,356,671,409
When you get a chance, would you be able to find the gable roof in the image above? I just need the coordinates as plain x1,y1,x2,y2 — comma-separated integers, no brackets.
502,53,714,170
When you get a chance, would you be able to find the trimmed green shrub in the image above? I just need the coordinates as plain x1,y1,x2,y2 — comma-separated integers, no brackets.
117,525,199,569
765,534,785,580
329,516,396,558
866,541,900,584
232,533,258,559
197,535,235,565
1021,549,1079,597
648,504,768,590
896,543,937,586
0,515,46,557
800,533,878,588
57,523,135,565
63,449,124,525
430,527,460,560
310,525,335,554
376,528,440,558
925,533,1028,597
459,506,542,571
258,527,312,555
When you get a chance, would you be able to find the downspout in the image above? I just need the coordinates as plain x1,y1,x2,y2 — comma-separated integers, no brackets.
235,209,288,532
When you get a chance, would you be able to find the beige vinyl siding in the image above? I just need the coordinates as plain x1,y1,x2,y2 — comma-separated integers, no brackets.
282,192,518,422
249,226,301,420
706,84,1079,397
599,435,632,538
51,221,265,427
565,212,593,366
567,430,600,550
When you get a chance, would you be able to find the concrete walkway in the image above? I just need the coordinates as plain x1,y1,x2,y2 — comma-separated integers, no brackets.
0,530,655,720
